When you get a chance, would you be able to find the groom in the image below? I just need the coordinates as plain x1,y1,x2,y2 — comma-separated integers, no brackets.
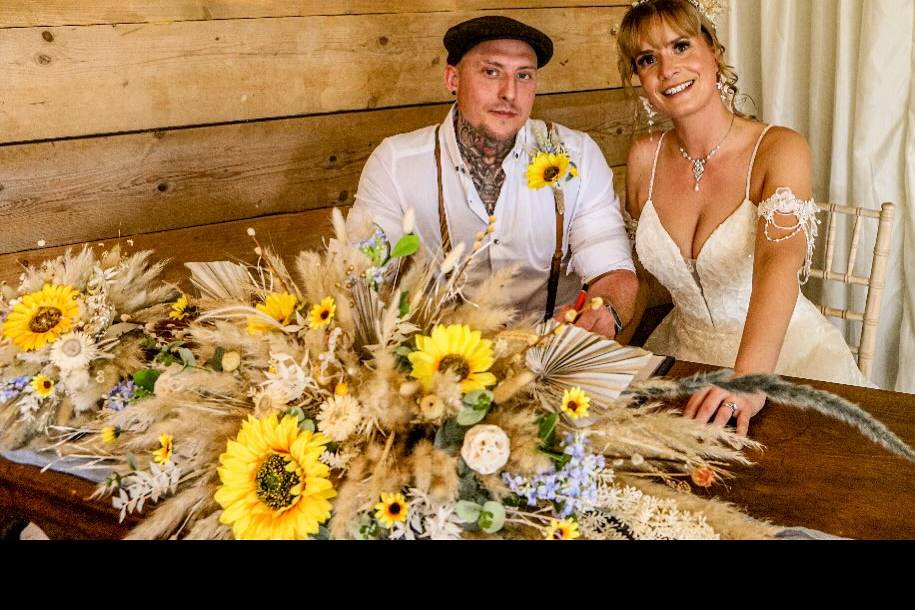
349,16,637,339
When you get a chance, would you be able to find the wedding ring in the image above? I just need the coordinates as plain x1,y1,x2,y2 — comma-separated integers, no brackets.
723,401,739,417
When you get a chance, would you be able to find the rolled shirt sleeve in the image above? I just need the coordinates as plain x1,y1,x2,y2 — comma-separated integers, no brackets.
567,133,636,281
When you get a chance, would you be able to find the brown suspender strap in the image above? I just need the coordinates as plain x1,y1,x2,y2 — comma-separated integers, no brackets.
543,121,565,322
433,125,452,253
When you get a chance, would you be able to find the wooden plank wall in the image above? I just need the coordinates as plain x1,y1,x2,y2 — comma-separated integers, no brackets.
0,1,641,289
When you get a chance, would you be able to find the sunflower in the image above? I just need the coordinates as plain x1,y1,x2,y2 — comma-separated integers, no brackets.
526,152,571,190
101,425,121,444
30,375,55,399
560,387,591,420
308,297,336,330
2,284,80,351
246,292,298,335
374,492,409,528
214,413,336,540
545,519,580,540
168,295,191,320
152,433,173,464
408,324,496,393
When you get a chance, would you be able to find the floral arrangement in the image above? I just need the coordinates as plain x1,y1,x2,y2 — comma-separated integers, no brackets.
39,210,914,540
0,246,181,450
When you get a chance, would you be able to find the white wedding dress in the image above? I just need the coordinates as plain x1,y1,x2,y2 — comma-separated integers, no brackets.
634,127,872,387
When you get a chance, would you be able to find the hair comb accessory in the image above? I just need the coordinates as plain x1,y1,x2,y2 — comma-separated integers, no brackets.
631,0,726,28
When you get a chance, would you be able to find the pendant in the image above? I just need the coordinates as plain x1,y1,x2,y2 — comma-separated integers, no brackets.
691,159,705,192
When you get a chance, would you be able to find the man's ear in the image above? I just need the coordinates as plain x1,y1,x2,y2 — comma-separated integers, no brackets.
444,64,459,95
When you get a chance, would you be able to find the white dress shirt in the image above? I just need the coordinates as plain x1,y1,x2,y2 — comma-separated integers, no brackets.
350,105,635,318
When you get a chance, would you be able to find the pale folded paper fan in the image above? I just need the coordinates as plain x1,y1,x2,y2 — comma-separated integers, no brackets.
526,321,656,406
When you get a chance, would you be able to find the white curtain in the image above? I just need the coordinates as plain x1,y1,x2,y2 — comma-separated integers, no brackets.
720,0,915,392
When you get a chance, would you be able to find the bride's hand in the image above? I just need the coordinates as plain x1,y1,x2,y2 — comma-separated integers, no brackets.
682,385,767,436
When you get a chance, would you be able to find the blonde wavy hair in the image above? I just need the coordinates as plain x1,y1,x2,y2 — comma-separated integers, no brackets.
616,0,753,119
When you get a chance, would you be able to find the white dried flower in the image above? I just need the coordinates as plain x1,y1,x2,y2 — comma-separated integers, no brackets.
460,424,510,475
49,332,103,372
316,394,362,442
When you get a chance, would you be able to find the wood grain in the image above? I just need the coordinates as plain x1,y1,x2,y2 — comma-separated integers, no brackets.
1,1,632,28
0,89,636,254
0,7,628,143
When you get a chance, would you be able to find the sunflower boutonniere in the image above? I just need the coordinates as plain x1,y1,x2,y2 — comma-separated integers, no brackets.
525,126,580,190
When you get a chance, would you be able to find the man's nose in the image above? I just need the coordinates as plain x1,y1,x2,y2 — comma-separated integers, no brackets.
499,75,517,101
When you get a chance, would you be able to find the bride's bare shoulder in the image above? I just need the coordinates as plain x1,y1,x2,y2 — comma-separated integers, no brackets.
625,132,665,218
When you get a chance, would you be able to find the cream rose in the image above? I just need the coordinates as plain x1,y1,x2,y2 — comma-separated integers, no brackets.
460,424,510,475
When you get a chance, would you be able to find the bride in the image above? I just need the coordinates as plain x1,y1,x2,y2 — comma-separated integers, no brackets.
617,0,872,435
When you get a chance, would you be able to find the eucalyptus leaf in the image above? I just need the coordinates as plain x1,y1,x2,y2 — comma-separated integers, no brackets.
206,346,225,372
434,418,467,453
300,419,316,433
455,500,483,523
456,407,488,426
462,389,494,410
480,501,505,533
286,406,306,423
391,233,420,258
177,347,196,368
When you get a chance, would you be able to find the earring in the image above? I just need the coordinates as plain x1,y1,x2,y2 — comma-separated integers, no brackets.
639,96,658,135
717,73,731,107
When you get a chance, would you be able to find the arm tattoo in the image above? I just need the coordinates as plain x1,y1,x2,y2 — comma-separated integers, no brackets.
453,109,516,215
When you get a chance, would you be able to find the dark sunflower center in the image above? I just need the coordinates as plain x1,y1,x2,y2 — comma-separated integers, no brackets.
553,528,565,540
543,166,560,182
388,502,402,516
438,355,470,380
42,380,52,390
29,307,63,333
567,401,579,412
255,453,301,510
320,309,329,320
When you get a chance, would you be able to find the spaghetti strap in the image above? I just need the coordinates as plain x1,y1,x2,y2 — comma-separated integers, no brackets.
646,131,668,203
745,124,774,201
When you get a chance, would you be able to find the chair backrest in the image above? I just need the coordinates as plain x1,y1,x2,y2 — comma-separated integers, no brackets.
807,202,896,379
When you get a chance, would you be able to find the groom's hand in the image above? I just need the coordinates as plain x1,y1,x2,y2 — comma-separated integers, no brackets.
554,303,619,340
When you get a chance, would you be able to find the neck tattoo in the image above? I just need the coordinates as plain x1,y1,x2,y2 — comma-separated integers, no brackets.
454,109,516,215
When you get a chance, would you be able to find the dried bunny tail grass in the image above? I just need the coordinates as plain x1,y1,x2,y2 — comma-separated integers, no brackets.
109,251,178,313
124,478,214,540
486,409,552,475
19,246,97,292
358,371,413,432
407,440,460,504
329,440,411,539
183,510,233,540
620,475,780,540
590,402,758,468
445,302,517,336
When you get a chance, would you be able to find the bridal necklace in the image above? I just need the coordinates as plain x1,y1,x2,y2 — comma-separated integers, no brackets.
678,112,736,192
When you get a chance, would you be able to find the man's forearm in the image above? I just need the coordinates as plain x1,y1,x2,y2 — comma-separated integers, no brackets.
587,269,639,326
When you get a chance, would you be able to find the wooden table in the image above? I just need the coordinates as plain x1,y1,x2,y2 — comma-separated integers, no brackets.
2,362,913,539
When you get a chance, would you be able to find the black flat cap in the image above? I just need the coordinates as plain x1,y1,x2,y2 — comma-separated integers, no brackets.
444,16,553,68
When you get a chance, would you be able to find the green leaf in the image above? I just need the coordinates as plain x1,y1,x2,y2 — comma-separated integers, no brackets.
398,290,410,318
462,389,493,410
479,501,506,533
132,368,161,395
458,465,491,505
206,347,225,371
538,412,559,447
300,419,316,433
540,448,572,469
390,233,420,258
456,407,488,426
286,406,305,424
126,453,138,472
455,500,483,523
433,418,467,453
177,347,196,368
